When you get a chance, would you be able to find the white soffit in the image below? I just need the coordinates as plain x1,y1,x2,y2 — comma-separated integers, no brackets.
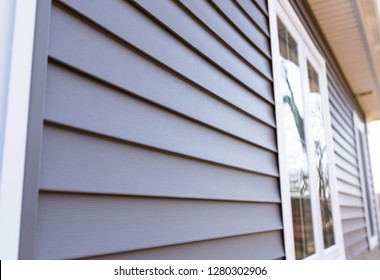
308,0,380,121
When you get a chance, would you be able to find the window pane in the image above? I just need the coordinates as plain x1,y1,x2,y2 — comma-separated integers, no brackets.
278,19,315,259
307,61,335,249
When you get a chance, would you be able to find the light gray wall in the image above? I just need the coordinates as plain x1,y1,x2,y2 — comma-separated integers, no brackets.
23,0,283,259
328,73,371,259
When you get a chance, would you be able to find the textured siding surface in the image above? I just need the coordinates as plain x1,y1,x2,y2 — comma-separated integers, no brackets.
329,73,380,259
28,0,283,259
328,73,369,259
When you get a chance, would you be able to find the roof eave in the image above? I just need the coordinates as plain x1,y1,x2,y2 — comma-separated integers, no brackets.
354,0,380,121
308,0,380,122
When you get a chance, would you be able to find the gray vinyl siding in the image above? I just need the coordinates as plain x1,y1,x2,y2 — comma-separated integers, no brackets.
85,231,284,260
328,60,373,259
24,0,283,259
328,45,380,260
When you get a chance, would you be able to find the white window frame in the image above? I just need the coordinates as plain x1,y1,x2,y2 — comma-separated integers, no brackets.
269,0,345,260
353,112,379,250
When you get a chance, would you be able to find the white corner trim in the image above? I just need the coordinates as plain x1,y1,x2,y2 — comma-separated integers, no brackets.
0,0,37,260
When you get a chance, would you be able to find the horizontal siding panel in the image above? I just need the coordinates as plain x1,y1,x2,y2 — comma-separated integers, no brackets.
133,0,273,92
329,99,352,128
46,62,276,152
332,132,357,158
329,91,352,123
50,2,276,126
344,228,368,248
330,109,355,140
337,178,361,193
342,218,367,234
331,122,356,152
210,0,270,57
337,180,362,197
235,0,269,35
335,167,360,187
35,192,283,259
339,192,363,208
334,145,358,169
335,154,359,177
44,63,278,175
330,113,355,144
330,112,353,141
253,0,268,15
329,95,353,123
328,96,351,125
328,79,353,118
347,239,369,259
41,125,280,203
85,231,284,260
178,0,272,78
340,206,365,220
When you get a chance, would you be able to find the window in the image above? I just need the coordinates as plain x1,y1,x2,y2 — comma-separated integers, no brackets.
278,18,315,259
354,113,379,250
270,0,345,260
307,61,335,251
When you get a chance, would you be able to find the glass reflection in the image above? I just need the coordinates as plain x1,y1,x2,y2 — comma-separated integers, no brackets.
278,19,315,259
307,61,335,249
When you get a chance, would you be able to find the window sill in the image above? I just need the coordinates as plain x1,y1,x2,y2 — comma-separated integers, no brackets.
303,245,344,260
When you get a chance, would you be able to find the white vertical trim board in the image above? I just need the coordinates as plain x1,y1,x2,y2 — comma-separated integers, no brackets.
353,113,379,251
0,0,16,153
270,0,346,260
0,0,37,260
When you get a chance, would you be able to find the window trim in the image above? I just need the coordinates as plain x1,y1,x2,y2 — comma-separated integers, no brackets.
0,0,37,259
353,112,379,251
269,0,345,260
